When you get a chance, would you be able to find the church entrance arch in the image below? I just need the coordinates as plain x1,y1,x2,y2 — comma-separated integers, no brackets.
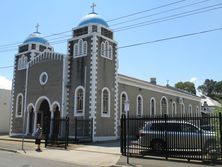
28,107,34,134
36,98,51,134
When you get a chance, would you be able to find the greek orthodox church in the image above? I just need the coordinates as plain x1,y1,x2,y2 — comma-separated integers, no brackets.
10,9,201,141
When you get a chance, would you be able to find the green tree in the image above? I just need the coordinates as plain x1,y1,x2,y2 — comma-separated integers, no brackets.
197,79,216,96
175,81,196,95
215,81,222,94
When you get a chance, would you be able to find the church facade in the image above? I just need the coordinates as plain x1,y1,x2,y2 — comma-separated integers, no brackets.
10,11,201,141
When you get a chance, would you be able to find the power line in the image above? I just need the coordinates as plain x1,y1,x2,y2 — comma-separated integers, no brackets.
1,2,221,52
114,3,222,31
110,0,211,27
118,27,222,49
0,0,189,49
0,65,13,69
1,27,221,69
107,0,188,22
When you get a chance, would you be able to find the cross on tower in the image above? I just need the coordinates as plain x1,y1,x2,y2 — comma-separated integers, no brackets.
35,23,40,33
91,2,96,13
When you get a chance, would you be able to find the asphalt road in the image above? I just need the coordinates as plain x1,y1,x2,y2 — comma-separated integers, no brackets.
0,150,88,167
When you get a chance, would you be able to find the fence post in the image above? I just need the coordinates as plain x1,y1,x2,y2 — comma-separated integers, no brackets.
75,117,77,142
122,114,126,155
164,114,168,160
120,114,123,154
219,112,222,160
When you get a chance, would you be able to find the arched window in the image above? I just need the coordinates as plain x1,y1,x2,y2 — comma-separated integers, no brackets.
196,106,199,114
79,39,83,55
101,88,110,117
83,41,87,55
101,42,105,56
137,95,143,116
74,44,78,57
74,86,85,116
189,104,192,114
18,55,27,70
172,102,176,116
160,97,168,115
105,41,109,57
150,97,156,116
16,93,23,117
181,103,185,115
120,92,128,115
108,45,113,59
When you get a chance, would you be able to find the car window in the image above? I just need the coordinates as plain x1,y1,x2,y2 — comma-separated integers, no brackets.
150,123,165,131
181,124,198,132
166,123,181,132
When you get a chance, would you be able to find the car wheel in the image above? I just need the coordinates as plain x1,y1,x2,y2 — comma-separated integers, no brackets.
204,140,216,154
151,140,164,151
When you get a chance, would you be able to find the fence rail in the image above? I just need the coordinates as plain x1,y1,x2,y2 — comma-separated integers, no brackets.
121,113,222,163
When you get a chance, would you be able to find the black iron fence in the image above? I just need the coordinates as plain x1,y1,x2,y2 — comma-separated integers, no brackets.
45,117,69,149
121,113,222,163
44,117,93,149
71,117,93,143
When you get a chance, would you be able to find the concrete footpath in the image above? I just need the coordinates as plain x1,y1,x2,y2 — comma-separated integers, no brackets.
0,135,220,167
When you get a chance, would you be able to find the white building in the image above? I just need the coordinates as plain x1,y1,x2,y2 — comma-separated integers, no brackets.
201,96,221,113
0,89,11,134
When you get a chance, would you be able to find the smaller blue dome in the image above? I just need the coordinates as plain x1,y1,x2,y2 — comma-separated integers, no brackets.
78,13,109,27
23,32,49,45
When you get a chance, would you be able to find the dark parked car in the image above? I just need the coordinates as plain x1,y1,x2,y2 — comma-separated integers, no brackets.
138,121,216,153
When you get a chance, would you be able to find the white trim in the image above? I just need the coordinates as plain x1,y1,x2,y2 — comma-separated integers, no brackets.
74,86,85,117
150,97,156,116
160,96,168,115
61,56,67,118
120,91,128,116
39,72,48,85
52,101,61,111
172,101,177,116
136,95,143,116
101,87,111,117
118,74,201,102
93,136,118,142
89,34,98,140
34,96,52,111
26,103,34,134
15,93,23,118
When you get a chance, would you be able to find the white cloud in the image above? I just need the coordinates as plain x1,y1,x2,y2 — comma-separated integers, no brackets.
0,76,12,90
190,77,197,83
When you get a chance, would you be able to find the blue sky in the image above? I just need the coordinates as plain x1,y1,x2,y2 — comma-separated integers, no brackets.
0,0,221,90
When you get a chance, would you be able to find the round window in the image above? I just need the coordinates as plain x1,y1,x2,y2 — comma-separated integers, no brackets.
39,72,48,85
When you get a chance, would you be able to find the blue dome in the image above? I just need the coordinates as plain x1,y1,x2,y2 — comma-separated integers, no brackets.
23,32,49,45
78,13,109,27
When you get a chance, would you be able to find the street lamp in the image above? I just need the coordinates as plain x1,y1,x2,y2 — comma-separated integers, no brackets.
124,100,130,164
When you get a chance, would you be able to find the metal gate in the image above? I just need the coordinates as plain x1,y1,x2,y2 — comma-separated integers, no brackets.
45,117,69,149
121,113,222,163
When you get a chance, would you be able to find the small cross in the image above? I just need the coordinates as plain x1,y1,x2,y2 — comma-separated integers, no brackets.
91,2,96,13
35,23,40,33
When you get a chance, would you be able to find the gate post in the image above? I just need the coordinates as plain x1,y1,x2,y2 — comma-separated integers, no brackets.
164,114,168,160
219,112,222,160
121,114,126,155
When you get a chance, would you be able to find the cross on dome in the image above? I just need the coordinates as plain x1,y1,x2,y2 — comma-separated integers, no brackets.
35,23,40,33
90,3,96,14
